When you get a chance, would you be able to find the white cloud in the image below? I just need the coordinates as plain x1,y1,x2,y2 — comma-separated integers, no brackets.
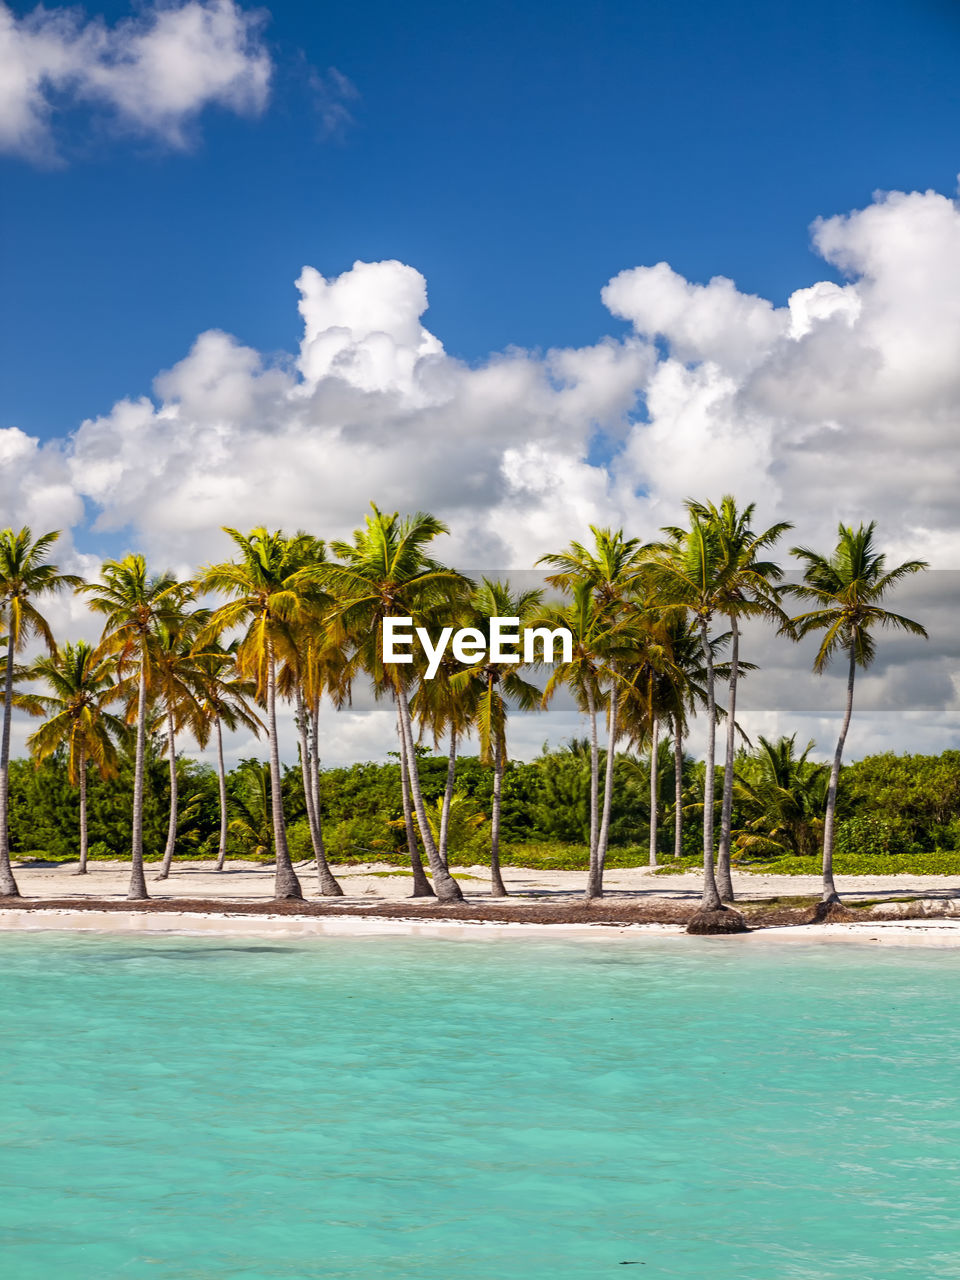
11,180,960,758
0,0,270,161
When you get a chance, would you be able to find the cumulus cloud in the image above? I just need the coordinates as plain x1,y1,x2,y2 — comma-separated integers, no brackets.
66,256,653,568
0,0,271,161
57,182,960,574
7,179,960,759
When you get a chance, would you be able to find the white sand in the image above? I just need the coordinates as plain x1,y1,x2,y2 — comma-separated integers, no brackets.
2,859,960,946
6,858,960,905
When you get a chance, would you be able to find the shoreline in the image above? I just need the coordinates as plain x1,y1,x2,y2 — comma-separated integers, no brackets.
3,904,960,946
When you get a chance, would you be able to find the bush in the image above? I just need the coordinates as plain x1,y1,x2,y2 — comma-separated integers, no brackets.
324,814,399,862
834,814,914,859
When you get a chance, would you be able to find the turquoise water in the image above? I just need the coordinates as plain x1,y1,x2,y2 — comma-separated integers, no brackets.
1,933,959,1279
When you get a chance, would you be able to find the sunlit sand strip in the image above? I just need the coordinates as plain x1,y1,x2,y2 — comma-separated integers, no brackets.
3,908,960,946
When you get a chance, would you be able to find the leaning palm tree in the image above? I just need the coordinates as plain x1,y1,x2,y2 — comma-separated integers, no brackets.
646,515,733,915
536,580,613,880
409,592,475,871
790,522,927,904
81,556,190,900
27,642,125,874
411,645,474,871
656,615,723,861
148,607,206,881
682,497,791,900
198,528,325,901
278,546,348,898
617,600,686,869
322,505,472,903
192,639,263,871
539,527,648,899
0,528,82,897
451,579,542,896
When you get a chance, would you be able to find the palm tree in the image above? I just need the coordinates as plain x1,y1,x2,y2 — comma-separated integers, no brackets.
617,601,685,869
0,528,82,897
411,639,475,871
536,580,611,878
684,497,791,901
657,615,722,861
276,536,347,897
395,703,434,896
539,527,647,899
646,514,731,913
149,607,206,881
451,579,542,896
27,641,124,874
191,639,263,871
733,735,828,862
198,528,326,901
322,505,472,903
81,555,190,900
790,522,928,904
304,642,352,886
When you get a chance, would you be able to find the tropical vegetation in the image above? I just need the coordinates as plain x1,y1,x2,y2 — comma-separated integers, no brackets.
0,504,931,909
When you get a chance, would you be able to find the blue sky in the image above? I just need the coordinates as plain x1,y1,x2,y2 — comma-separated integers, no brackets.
5,0,960,441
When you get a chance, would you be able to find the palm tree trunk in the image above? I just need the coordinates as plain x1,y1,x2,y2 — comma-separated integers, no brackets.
648,717,659,868
296,688,342,896
0,629,20,897
821,648,856,905
490,734,508,896
155,708,178,879
215,714,229,871
673,719,684,860
309,693,322,843
588,685,618,900
267,652,302,900
396,682,464,902
586,683,599,881
438,731,457,869
396,697,434,897
77,746,88,874
698,619,722,911
716,614,739,901
128,654,149,900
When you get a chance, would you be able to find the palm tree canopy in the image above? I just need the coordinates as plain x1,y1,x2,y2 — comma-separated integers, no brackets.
321,505,472,688
28,641,125,783
191,638,263,748
790,522,928,671
683,495,792,624
198,528,328,695
81,555,191,664
538,526,647,606
450,578,542,764
0,527,83,652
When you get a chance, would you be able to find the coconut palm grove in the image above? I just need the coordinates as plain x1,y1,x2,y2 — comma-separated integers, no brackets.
0,498,932,929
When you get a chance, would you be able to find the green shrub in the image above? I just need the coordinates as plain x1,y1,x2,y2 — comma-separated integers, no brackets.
324,814,399,862
834,814,914,859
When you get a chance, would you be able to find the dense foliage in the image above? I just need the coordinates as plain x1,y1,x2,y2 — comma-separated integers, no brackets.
10,740,960,873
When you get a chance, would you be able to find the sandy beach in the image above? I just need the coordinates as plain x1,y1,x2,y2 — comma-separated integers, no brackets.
3,859,960,945
7,858,960,905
